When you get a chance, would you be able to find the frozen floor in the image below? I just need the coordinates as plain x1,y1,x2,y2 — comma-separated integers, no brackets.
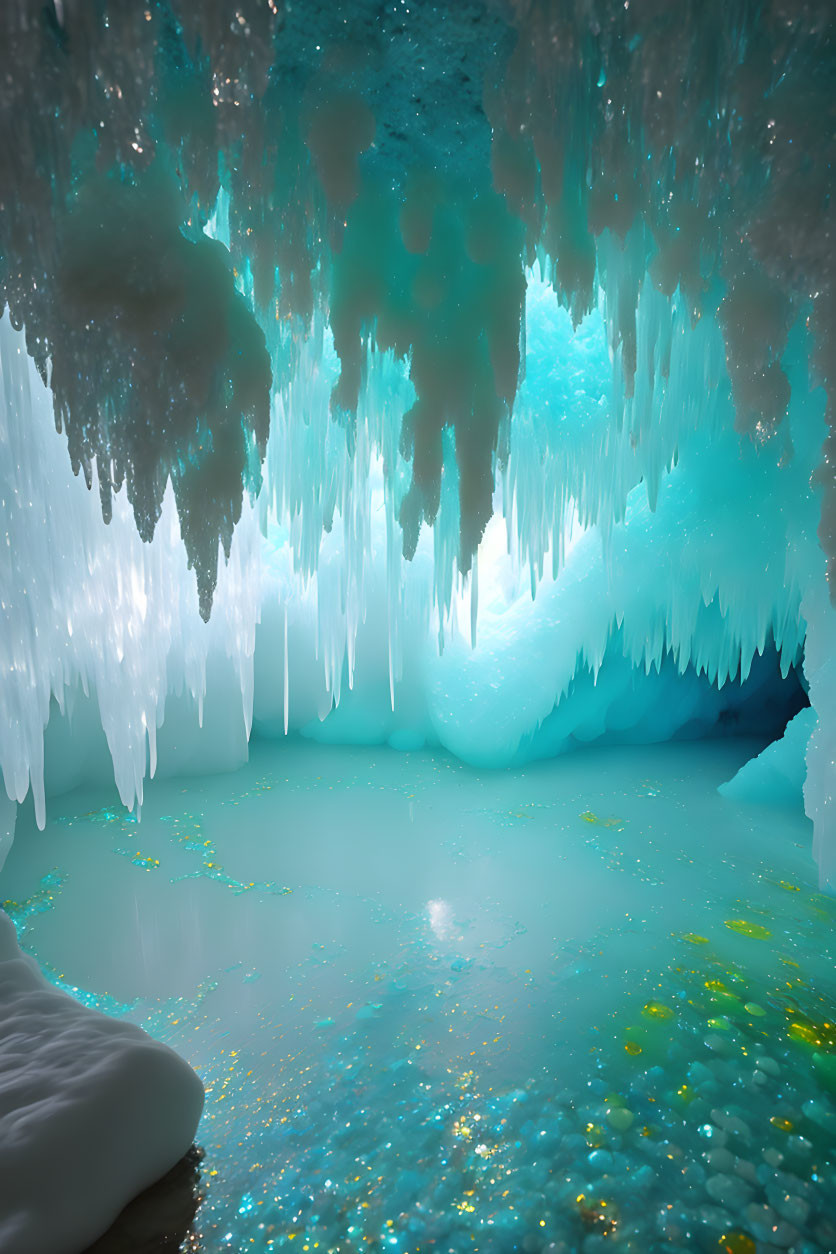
2,738,836,1254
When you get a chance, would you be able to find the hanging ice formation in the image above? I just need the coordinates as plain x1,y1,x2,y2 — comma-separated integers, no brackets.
0,0,833,880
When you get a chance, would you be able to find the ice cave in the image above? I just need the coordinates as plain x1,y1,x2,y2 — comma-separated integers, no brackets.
0,1,835,1251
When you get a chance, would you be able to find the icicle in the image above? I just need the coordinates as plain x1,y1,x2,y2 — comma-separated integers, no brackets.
283,605,289,736
388,613,396,713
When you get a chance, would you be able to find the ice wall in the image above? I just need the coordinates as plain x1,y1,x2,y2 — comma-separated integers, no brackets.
423,285,823,768
1,261,829,877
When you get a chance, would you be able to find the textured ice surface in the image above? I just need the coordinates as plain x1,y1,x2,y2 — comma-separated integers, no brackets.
3,739,834,1253
0,908,203,1254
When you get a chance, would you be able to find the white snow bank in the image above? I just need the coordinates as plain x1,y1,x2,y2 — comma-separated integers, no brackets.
719,707,815,810
0,910,203,1254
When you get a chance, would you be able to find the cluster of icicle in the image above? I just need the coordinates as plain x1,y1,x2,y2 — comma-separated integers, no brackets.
0,315,259,827
1,223,834,879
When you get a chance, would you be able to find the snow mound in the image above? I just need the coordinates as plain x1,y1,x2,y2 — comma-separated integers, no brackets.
0,911,203,1254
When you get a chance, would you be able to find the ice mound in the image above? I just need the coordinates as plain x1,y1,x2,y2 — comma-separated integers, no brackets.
720,707,816,810
0,909,203,1254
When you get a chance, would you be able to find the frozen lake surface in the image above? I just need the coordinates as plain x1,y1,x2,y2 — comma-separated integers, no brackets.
3,738,835,1253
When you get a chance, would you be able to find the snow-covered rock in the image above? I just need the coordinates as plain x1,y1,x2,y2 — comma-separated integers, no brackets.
0,910,203,1254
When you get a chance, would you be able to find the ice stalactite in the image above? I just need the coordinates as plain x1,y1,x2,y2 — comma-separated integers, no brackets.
0,791,15,875
0,304,432,824
0,314,260,826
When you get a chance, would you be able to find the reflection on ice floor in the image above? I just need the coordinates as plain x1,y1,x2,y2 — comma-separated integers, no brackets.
3,739,836,1254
